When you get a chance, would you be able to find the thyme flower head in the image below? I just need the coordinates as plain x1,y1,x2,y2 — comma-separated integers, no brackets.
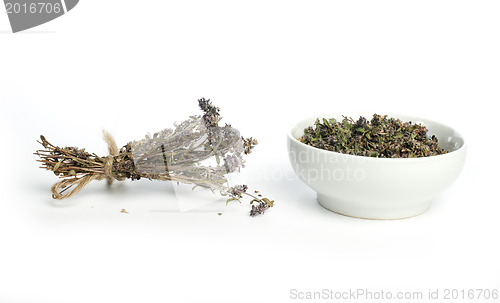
198,98,221,128
250,202,268,217
243,137,258,155
250,198,274,216
224,154,244,173
231,184,248,199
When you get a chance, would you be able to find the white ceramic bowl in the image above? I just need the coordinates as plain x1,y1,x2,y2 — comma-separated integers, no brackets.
287,113,467,219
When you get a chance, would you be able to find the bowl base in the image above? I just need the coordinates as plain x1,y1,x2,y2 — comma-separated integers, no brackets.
317,194,431,220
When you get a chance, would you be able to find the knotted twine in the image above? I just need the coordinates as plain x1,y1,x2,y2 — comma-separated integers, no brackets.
51,130,122,199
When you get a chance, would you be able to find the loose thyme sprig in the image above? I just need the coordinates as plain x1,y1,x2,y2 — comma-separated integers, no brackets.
35,98,273,216
225,185,274,217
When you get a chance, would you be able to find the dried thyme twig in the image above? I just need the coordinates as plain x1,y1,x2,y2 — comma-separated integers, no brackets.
35,98,273,216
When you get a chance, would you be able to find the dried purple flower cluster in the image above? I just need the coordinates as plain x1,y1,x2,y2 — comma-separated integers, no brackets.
250,198,274,216
230,184,248,199
199,97,221,128
243,137,258,155
224,154,244,173
250,201,269,217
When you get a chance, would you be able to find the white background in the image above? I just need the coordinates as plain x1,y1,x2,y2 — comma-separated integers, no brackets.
1,1,499,302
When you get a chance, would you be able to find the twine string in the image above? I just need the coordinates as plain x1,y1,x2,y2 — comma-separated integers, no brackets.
51,130,119,200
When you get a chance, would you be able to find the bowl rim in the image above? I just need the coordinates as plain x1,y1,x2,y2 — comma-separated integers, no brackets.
288,112,467,162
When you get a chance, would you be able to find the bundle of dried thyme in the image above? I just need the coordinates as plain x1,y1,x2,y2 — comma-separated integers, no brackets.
299,114,448,158
35,98,273,216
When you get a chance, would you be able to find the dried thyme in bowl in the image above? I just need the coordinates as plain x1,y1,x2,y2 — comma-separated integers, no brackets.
298,114,448,158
